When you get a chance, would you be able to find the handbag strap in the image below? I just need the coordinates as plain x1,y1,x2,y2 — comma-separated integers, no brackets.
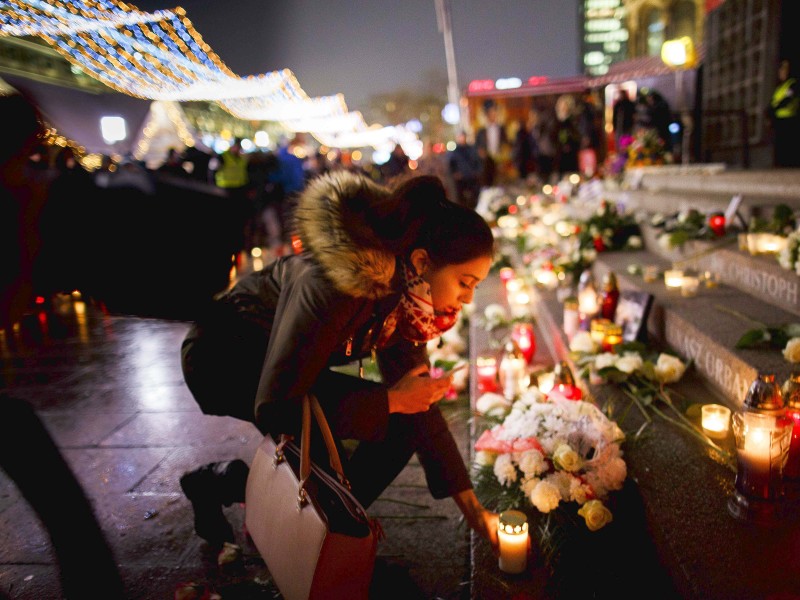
299,394,349,489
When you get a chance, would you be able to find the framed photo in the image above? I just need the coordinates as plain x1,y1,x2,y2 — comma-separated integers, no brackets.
614,290,653,343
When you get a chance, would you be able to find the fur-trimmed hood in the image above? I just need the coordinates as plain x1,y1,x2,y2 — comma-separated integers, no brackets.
293,170,397,300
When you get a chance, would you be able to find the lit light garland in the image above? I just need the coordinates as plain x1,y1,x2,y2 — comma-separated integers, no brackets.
0,0,418,150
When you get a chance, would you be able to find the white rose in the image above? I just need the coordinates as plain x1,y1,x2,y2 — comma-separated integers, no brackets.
654,353,687,383
484,303,508,324
474,450,497,467
476,392,512,417
627,235,643,249
594,352,617,371
493,453,518,486
530,480,562,513
614,352,643,374
552,443,582,472
784,337,800,363
657,234,673,250
581,249,598,263
570,331,598,353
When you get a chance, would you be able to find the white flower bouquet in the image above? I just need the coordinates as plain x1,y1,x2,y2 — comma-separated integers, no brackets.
472,388,625,532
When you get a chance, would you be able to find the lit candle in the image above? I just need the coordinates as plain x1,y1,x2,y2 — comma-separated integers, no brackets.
759,234,787,255
785,408,800,480
476,356,498,393
680,275,700,298
554,382,582,400
511,322,536,364
590,318,611,345
602,323,623,353
499,342,527,401
701,404,731,439
664,269,684,291
740,413,773,490
505,278,524,294
563,297,580,341
498,510,528,574
642,265,659,283
509,290,531,318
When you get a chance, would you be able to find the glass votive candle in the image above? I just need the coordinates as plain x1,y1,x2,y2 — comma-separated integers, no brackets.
737,233,749,251
701,404,731,439
497,510,528,574
681,275,700,297
702,270,720,288
643,264,659,283
664,269,684,291
476,356,498,393
602,323,624,353
590,318,611,345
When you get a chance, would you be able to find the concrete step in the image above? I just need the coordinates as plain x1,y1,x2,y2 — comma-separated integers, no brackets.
636,223,800,319
587,249,796,409
603,166,800,222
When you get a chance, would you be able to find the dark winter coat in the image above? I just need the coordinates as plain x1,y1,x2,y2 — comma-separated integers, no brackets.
181,170,471,499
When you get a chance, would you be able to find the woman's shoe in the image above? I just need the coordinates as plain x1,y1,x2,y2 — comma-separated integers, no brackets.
179,459,249,546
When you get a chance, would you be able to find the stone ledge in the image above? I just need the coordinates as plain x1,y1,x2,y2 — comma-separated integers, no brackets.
591,249,795,408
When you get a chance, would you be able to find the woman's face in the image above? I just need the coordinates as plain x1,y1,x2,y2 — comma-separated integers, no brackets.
416,251,492,318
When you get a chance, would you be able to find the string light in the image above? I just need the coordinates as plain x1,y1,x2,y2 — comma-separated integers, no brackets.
0,0,418,149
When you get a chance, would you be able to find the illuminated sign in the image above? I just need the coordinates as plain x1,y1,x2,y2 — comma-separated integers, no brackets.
468,79,495,92
581,0,627,76
495,77,522,90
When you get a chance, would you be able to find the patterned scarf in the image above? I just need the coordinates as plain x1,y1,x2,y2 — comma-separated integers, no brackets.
376,260,460,347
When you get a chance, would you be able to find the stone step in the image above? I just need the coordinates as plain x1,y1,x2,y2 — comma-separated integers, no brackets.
636,223,800,319
588,249,797,409
603,166,800,222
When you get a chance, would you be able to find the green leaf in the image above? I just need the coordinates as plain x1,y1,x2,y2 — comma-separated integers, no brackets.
735,328,770,349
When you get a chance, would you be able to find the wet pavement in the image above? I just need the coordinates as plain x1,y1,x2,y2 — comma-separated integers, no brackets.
0,254,473,600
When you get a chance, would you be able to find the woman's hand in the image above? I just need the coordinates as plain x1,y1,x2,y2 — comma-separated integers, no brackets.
387,363,452,414
453,489,499,556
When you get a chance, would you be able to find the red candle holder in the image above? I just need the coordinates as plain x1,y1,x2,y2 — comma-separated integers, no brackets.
476,356,499,393
499,267,515,285
511,322,536,364
554,382,582,400
708,213,726,237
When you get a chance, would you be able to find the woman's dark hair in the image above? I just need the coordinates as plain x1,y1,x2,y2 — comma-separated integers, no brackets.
350,173,494,265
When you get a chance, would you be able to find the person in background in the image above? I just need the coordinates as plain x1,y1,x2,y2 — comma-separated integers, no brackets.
769,58,800,167
612,88,636,150
157,147,186,177
512,109,539,182
555,94,581,178
448,130,482,208
272,135,307,247
531,107,557,184
381,143,410,183
215,137,252,252
475,99,508,187
178,171,500,560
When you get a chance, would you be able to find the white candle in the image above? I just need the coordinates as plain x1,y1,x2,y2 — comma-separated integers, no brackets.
740,413,773,486
701,404,731,439
498,510,528,574
681,275,700,297
664,269,684,291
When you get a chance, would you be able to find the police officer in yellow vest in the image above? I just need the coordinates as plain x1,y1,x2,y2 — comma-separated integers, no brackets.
769,59,800,167
215,138,251,252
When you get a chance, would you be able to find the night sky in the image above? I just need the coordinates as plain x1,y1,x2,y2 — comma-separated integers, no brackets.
133,0,580,111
